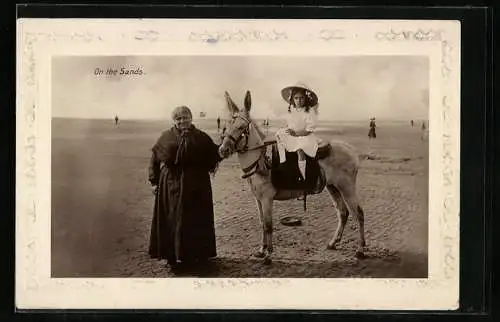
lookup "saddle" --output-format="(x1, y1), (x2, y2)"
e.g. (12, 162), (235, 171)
(265, 139), (330, 195)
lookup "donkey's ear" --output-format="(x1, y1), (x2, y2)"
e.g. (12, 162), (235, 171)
(224, 91), (239, 113)
(244, 90), (252, 112)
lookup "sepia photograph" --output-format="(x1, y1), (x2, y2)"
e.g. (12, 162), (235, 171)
(51, 55), (430, 278)
(16, 18), (460, 310)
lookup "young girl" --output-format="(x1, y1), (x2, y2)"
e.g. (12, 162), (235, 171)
(276, 84), (320, 180)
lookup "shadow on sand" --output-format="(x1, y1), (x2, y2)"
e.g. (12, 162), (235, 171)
(169, 250), (427, 278)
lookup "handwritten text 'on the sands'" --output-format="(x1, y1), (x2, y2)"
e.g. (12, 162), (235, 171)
(94, 67), (144, 76)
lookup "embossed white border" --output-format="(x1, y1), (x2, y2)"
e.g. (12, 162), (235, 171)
(16, 19), (460, 310)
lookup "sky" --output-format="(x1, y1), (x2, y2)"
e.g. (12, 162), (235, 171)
(52, 55), (429, 121)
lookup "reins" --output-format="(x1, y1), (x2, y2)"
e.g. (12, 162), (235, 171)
(223, 115), (268, 179)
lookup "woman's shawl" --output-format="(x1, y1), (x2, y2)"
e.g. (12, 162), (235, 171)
(152, 125), (221, 173)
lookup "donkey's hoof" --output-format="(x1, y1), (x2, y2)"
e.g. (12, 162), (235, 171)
(253, 251), (265, 258)
(326, 243), (337, 250)
(355, 250), (366, 259)
(263, 257), (272, 265)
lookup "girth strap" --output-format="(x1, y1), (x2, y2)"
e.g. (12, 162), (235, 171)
(241, 154), (270, 179)
(241, 159), (259, 179)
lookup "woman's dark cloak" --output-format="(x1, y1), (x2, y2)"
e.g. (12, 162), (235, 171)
(148, 125), (222, 265)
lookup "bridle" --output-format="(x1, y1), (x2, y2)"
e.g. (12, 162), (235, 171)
(222, 113), (268, 179)
(223, 114), (251, 153)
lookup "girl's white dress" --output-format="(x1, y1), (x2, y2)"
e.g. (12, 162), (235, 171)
(275, 108), (320, 163)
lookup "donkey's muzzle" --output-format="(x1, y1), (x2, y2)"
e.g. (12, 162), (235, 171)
(218, 144), (231, 158)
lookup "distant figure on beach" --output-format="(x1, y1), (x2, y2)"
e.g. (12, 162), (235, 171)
(216, 117), (221, 132)
(114, 115), (119, 126)
(368, 117), (377, 139)
(262, 118), (270, 131)
(219, 123), (227, 143)
(421, 121), (428, 141)
(410, 119), (414, 127)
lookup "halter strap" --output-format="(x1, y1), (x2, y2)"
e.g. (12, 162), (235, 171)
(223, 114), (254, 153)
(223, 113), (268, 179)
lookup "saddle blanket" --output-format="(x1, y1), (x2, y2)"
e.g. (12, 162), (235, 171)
(270, 145), (325, 193)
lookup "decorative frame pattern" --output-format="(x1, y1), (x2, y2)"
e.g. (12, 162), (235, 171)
(16, 19), (460, 310)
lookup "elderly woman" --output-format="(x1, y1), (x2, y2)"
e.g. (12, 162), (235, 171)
(148, 106), (223, 271)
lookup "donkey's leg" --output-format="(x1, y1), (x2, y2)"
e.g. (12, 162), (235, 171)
(297, 149), (307, 180)
(342, 192), (366, 259)
(260, 197), (274, 265)
(357, 205), (366, 248)
(326, 184), (349, 250)
(253, 197), (267, 258)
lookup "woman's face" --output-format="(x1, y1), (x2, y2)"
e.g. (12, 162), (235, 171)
(174, 111), (192, 131)
(293, 92), (306, 108)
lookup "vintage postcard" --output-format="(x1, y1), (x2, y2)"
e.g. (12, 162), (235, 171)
(16, 18), (460, 310)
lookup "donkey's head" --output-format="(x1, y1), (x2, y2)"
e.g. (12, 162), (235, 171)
(218, 90), (255, 158)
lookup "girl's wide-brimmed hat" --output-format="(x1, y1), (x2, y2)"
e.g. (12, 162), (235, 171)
(281, 83), (318, 106)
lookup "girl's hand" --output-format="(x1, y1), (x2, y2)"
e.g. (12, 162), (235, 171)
(290, 130), (311, 137)
(152, 185), (158, 195)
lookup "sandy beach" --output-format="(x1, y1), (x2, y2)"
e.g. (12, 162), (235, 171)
(51, 117), (428, 278)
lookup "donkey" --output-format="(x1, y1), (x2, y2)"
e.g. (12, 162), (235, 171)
(218, 91), (366, 264)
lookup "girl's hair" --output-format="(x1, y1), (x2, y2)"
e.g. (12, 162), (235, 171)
(288, 88), (313, 113)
